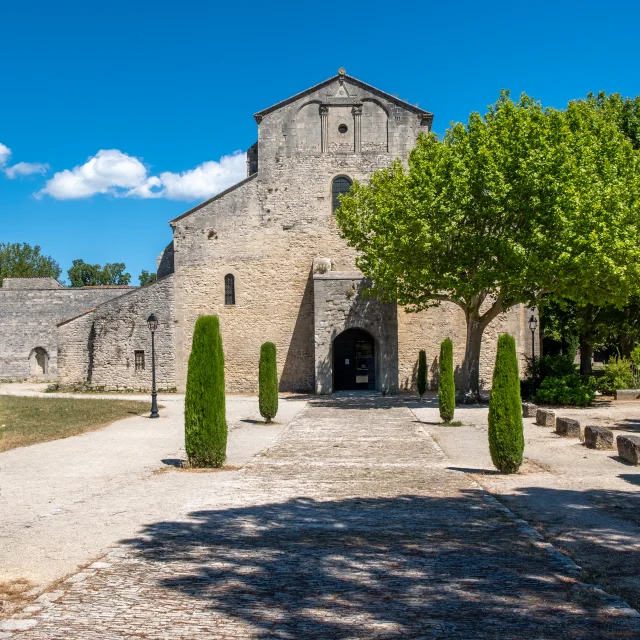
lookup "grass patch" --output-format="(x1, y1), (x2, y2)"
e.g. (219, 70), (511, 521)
(0, 395), (151, 452)
(441, 421), (464, 427)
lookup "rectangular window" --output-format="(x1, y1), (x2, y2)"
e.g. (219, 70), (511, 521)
(134, 350), (145, 371)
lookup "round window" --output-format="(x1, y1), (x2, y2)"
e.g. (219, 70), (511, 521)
(338, 124), (348, 134)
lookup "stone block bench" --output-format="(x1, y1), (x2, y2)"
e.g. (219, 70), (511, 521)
(556, 417), (581, 438)
(522, 402), (538, 418)
(617, 435), (640, 465)
(615, 389), (640, 401)
(536, 408), (555, 428)
(584, 425), (614, 450)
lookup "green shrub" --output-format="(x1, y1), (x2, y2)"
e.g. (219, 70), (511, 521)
(631, 345), (640, 368)
(417, 350), (427, 399)
(597, 356), (638, 394)
(185, 315), (227, 468)
(488, 334), (524, 473)
(438, 339), (455, 422)
(522, 353), (579, 400)
(259, 342), (278, 423)
(535, 374), (596, 406)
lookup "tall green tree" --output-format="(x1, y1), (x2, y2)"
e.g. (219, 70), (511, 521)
(336, 92), (640, 399)
(488, 334), (524, 473)
(68, 259), (131, 287)
(185, 315), (227, 468)
(0, 242), (61, 286)
(259, 342), (278, 423)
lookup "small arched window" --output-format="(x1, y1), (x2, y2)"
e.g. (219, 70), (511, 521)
(332, 176), (352, 213)
(224, 274), (235, 305)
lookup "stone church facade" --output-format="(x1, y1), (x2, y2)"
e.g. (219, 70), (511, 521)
(1, 71), (534, 393)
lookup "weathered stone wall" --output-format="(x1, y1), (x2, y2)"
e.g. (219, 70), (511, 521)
(169, 74), (531, 393)
(397, 302), (537, 392)
(57, 276), (175, 390)
(171, 75), (431, 393)
(0, 280), (133, 380)
(313, 271), (398, 394)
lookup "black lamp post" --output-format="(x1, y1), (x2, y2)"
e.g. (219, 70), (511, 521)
(147, 313), (159, 419)
(528, 314), (539, 363)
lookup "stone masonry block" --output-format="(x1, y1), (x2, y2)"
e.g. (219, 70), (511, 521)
(522, 402), (538, 418)
(617, 435), (640, 465)
(615, 389), (640, 401)
(584, 425), (614, 450)
(556, 417), (581, 437)
(536, 408), (555, 428)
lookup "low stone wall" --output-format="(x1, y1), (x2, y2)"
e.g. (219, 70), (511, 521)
(615, 389), (640, 401)
(57, 276), (175, 391)
(0, 280), (133, 380)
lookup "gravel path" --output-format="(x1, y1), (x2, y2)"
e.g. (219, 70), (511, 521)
(0, 385), (307, 595)
(3, 394), (638, 638)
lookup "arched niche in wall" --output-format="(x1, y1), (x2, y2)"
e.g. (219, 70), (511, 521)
(361, 99), (388, 152)
(29, 347), (49, 376)
(295, 101), (322, 154)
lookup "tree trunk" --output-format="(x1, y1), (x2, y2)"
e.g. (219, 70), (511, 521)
(579, 338), (593, 376)
(620, 333), (634, 358)
(460, 315), (485, 402)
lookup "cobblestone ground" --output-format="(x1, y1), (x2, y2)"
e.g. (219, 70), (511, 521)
(5, 396), (640, 639)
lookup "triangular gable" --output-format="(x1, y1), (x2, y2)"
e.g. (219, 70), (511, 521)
(254, 72), (433, 123)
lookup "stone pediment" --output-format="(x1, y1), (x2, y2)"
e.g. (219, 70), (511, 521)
(254, 69), (433, 125)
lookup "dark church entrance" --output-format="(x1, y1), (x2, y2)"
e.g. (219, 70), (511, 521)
(332, 328), (376, 391)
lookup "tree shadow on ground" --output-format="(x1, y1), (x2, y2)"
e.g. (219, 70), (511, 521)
(492, 485), (640, 615)
(121, 494), (639, 639)
(611, 418), (640, 433)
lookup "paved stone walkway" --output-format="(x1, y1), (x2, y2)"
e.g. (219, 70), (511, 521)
(5, 396), (640, 638)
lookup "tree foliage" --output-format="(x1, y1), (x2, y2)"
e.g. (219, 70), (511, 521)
(185, 315), (227, 468)
(139, 270), (158, 287)
(417, 349), (427, 398)
(488, 334), (524, 473)
(259, 342), (278, 423)
(0, 242), (61, 286)
(438, 339), (455, 422)
(335, 91), (640, 398)
(68, 259), (131, 287)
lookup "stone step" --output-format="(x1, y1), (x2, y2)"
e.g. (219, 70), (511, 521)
(536, 408), (555, 428)
(522, 402), (538, 418)
(584, 425), (615, 450)
(556, 417), (581, 438)
(615, 389), (640, 401)
(617, 435), (640, 464)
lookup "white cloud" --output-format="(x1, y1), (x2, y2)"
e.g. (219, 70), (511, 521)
(38, 149), (148, 199)
(39, 149), (247, 202)
(129, 151), (247, 201)
(5, 161), (50, 179)
(0, 143), (12, 166)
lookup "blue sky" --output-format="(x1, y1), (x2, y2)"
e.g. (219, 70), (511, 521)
(1, 0), (639, 284)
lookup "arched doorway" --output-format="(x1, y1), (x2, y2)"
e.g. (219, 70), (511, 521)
(29, 347), (49, 375)
(333, 328), (375, 391)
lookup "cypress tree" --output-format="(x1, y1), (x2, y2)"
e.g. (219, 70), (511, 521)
(259, 341), (278, 423)
(439, 338), (455, 422)
(417, 350), (427, 399)
(488, 333), (524, 473)
(185, 315), (227, 468)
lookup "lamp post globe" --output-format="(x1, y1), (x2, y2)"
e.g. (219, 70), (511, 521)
(146, 313), (159, 419)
